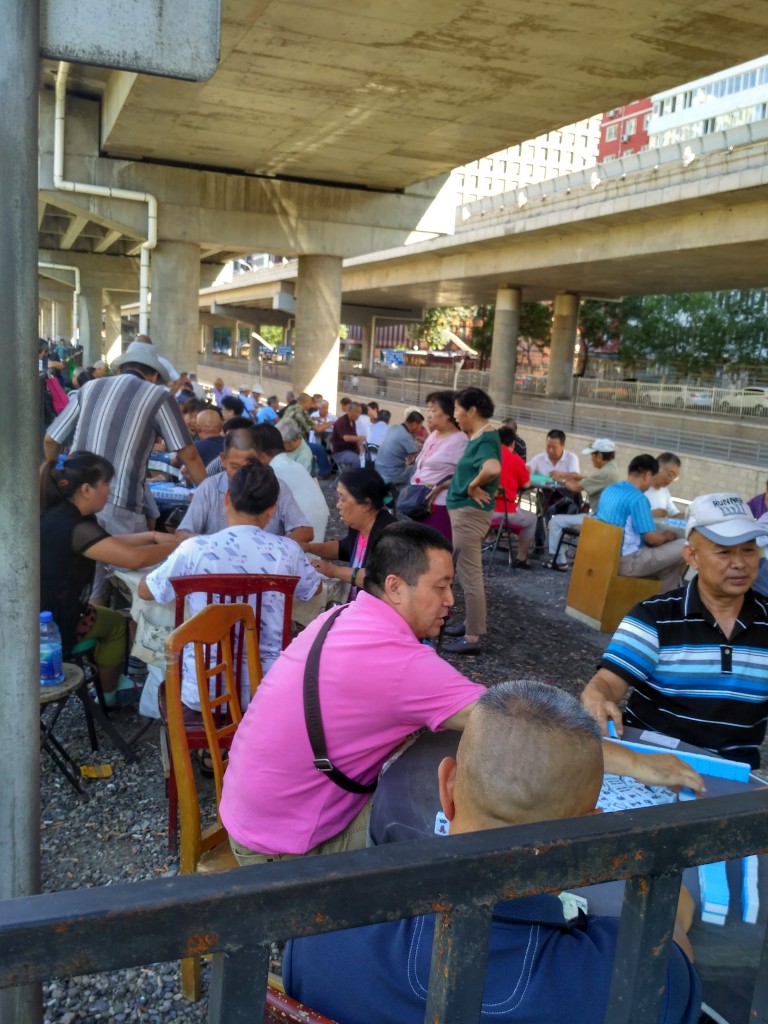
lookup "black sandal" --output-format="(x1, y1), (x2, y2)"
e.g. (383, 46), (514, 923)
(194, 749), (227, 777)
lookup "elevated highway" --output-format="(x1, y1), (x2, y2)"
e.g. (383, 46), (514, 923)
(34, 0), (768, 397)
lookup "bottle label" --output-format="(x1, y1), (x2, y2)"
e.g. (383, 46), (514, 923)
(40, 643), (64, 686)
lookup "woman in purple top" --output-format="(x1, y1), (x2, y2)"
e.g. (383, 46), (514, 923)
(409, 390), (469, 542)
(748, 481), (768, 521)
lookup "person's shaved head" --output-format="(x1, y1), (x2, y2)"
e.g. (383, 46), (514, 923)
(195, 408), (223, 437)
(443, 681), (603, 834)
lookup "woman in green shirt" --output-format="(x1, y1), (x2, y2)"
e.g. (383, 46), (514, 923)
(443, 388), (501, 655)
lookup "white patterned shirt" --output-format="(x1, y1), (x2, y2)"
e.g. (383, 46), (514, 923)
(145, 525), (320, 709)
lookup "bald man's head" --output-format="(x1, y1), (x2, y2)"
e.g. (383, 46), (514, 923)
(196, 408), (223, 438)
(442, 681), (603, 834)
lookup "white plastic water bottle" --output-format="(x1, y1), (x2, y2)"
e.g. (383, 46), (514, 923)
(40, 611), (65, 686)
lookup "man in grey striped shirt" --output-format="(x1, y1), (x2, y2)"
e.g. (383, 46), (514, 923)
(44, 340), (207, 599)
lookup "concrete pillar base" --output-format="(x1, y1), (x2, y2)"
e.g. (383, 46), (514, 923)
(78, 286), (104, 366)
(104, 303), (123, 365)
(547, 293), (580, 399)
(489, 286), (521, 411)
(150, 240), (201, 374)
(294, 255), (343, 408)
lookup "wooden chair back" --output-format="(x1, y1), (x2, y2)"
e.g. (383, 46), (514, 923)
(566, 517), (660, 632)
(170, 572), (300, 710)
(162, 573), (299, 856)
(165, 602), (258, 871)
(165, 602), (259, 1001)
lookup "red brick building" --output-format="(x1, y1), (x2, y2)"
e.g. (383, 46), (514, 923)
(597, 99), (652, 162)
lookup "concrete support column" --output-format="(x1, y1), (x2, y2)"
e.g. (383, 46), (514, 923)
(104, 302), (123, 365)
(39, 300), (53, 339)
(547, 292), (580, 399)
(52, 300), (70, 341)
(201, 323), (214, 364)
(1, 0), (43, 1019)
(360, 320), (375, 375)
(294, 255), (342, 408)
(149, 240), (201, 373)
(489, 286), (521, 411)
(78, 286), (103, 366)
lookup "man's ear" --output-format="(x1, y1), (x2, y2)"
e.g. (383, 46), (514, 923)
(437, 757), (457, 822)
(223, 489), (231, 508)
(383, 572), (405, 605)
(682, 542), (696, 570)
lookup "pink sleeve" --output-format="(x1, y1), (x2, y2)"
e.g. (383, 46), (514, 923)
(395, 645), (485, 731)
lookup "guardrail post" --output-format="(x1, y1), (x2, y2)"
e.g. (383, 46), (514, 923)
(208, 942), (269, 1024)
(424, 904), (494, 1024)
(604, 873), (682, 1024)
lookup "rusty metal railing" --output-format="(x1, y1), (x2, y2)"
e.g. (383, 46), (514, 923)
(1, 791), (767, 1024)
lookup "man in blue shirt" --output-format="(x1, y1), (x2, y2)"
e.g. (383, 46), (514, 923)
(283, 681), (700, 1024)
(597, 453), (686, 592)
(256, 395), (280, 424)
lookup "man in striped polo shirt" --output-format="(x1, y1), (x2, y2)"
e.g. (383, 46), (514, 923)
(44, 340), (207, 599)
(582, 492), (768, 767)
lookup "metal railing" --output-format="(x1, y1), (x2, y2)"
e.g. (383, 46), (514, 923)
(196, 359), (768, 465)
(1, 791), (767, 1024)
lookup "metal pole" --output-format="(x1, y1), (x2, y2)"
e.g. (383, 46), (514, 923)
(0, 0), (43, 1020)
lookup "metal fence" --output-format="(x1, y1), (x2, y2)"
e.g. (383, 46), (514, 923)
(1, 791), (767, 1024)
(197, 357), (768, 465)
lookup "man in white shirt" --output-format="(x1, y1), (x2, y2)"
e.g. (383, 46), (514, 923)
(252, 424), (329, 542)
(646, 452), (682, 519)
(527, 429), (580, 476)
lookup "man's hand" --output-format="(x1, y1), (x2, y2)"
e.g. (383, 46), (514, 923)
(581, 670), (628, 736)
(603, 742), (706, 795)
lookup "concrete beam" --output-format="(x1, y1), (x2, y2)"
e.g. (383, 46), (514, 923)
(39, 93), (454, 257)
(38, 249), (139, 291)
(59, 214), (89, 250)
(94, 229), (123, 253)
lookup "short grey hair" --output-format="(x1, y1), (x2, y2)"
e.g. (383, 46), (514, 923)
(478, 680), (601, 741)
(277, 418), (301, 443)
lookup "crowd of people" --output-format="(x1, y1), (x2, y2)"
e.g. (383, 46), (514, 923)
(38, 343), (768, 1023)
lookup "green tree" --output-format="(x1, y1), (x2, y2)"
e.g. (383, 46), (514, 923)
(517, 301), (551, 373)
(576, 299), (620, 375)
(470, 305), (494, 370)
(617, 290), (768, 376)
(409, 306), (475, 348)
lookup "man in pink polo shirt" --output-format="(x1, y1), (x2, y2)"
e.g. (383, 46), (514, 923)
(220, 523), (704, 865)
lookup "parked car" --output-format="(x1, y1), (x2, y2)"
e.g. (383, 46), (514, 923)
(639, 384), (713, 409)
(580, 381), (631, 402)
(717, 387), (768, 417)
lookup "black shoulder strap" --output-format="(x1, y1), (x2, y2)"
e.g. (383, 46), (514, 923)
(303, 605), (377, 794)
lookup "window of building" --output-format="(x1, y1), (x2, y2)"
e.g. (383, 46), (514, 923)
(625, 117), (637, 135)
(643, 113), (651, 130)
(682, 91), (692, 110)
(624, 147), (634, 155)
(605, 124), (618, 141)
(603, 154), (616, 162)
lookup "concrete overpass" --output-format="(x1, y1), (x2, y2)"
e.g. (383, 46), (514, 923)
(34, 0), (768, 399)
(194, 120), (768, 403)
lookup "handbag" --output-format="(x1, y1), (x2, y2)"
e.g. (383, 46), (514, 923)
(303, 605), (377, 794)
(396, 482), (433, 520)
(397, 472), (452, 520)
(45, 374), (69, 416)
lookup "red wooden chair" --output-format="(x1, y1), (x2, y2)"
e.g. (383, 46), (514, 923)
(161, 572), (299, 852)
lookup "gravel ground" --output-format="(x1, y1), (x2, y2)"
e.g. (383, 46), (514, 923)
(35, 476), (723, 1021)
